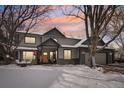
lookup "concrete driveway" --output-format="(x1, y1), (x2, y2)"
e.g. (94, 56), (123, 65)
(0, 65), (124, 88)
(0, 65), (62, 88)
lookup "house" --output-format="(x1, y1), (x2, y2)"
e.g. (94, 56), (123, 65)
(15, 28), (115, 65)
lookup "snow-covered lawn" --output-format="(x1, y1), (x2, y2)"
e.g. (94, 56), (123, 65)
(0, 64), (124, 88)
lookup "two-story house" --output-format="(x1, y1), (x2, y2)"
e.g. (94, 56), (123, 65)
(15, 28), (115, 65)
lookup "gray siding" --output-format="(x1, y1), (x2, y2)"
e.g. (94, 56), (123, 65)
(42, 36), (80, 45)
(58, 47), (79, 59)
(57, 47), (79, 64)
(58, 48), (63, 59)
(56, 38), (80, 45)
(18, 33), (41, 47)
(72, 48), (79, 58)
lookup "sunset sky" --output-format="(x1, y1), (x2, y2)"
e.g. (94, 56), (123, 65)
(31, 6), (85, 39)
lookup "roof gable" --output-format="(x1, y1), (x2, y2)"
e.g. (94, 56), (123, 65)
(38, 38), (60, 47)
(55, 37), (81, 45)
(16, 30), (43, 35)
(82, 37), (105, 46)
(43, 28), (65, 38)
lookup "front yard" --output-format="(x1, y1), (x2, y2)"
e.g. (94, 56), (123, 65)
(0, 64), (124, 88)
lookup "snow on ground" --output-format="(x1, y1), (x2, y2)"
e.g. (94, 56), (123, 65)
(0, 64), (124, 88)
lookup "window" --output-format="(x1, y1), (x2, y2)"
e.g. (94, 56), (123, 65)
(50, 52), (54, 60)
(64, 50), (71, 59)
(25, 36), (36, 44)
(43, 52), (48, 55)
(23, 51), (35, 61)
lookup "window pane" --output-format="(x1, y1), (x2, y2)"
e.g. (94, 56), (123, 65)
(64, 50), (71, 59)
(50, 52), (53, 60)
(25, 37), (35, 43)
(68, 50), (71, 59)
(23, 51), (34, 61)
(56, 51), (57, 59)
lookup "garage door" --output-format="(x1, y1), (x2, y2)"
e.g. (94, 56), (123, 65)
(95, 53), (106, 65)
(85, 53), (106, 65)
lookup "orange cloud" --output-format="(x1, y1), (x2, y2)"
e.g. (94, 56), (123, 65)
(31, 11), (85, 38)
(41, 16), (83, 24)
(63, 31), (84, 37)
(59, 22), (84, 31)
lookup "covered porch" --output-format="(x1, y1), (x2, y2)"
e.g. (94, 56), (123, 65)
(16, 46), (38, 65)
(37, 38), (60, 64)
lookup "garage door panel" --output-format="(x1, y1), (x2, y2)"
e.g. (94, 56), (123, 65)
(95, 53), (106, 65)
(85, 53), (106, 65)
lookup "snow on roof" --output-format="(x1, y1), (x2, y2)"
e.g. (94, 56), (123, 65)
(61, 45), (77, 48)
(79, 45), (115, 49)
(17, 30), (82, 39)
(61, 40), (87, 48)
(65, 35), (83, 39)
(53, 38), (58, 42)
(61, 37), (114, 49)
(74, 38), (87, 47)
(17, 46), (37, 50)
(17, 30), (44, 35)
(79, 45), (88, 47)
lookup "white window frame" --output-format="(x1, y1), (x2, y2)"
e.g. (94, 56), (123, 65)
(24, 36), (36, 44)
(64, 50), (71, 59)
(23, 51), (35, 61)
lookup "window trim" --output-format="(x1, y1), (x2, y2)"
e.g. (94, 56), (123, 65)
(64, 49), (72, 60)
(24, 36), (36, 44)
(22, 51), (35, 61)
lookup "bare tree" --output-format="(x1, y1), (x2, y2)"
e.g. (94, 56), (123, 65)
(108, 6), (124, 59)
(0, 5), (50, 64)
(64, 5), (124, 68)
(115, 32), (124, 59)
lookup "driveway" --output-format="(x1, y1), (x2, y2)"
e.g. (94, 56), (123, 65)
(0, 65), (124, 88)
(0, 65), (62, 88)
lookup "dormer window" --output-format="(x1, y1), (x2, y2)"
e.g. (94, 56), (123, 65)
(25, 36), (36, 44)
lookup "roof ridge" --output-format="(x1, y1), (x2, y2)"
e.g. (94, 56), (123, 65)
(38, 38), (61, 47)
(43, 27), (65, 37)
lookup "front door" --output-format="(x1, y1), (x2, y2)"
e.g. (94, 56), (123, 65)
(42, 51), (57, 64)
(42, 52), (48, 63)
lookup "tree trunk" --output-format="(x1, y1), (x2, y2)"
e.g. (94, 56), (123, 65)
(90, 43), (97, 68)
(89, 53), (96, 68)
(91, 56), (96, 68)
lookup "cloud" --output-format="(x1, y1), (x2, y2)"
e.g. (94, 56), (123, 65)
(41, 16), (83, 24)
(30, 6), (85, 38)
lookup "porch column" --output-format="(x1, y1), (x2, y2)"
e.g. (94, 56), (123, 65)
(18, 50), (23, 62)
(56, 47), (59, 64)
(18, 51), (20, 61)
